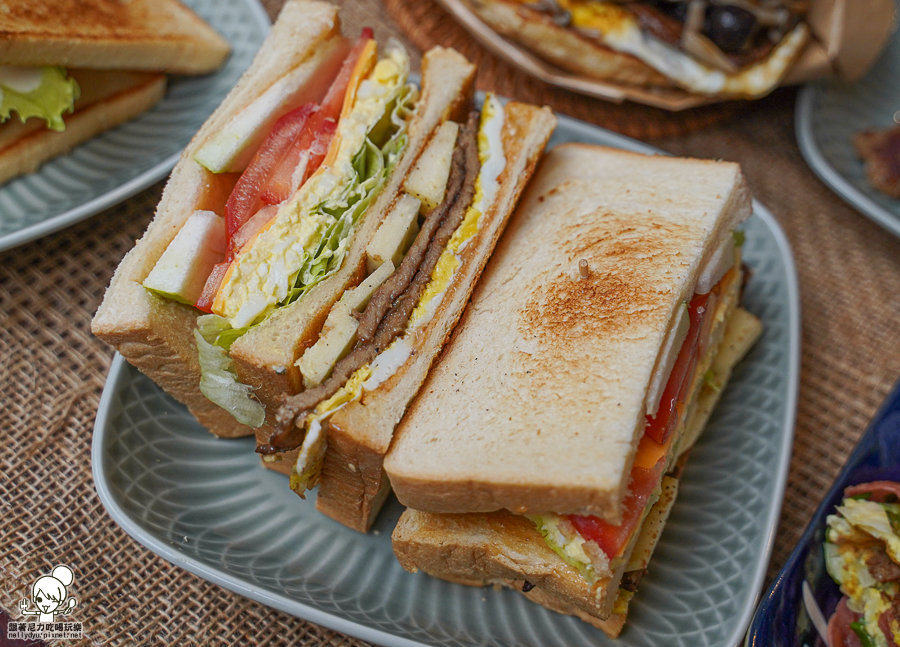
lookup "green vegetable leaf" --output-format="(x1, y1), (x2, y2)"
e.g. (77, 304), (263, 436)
(732, 229), (746, 247)
(850, 492), (872, 500)
(850, 621), (878, 647)
(285, 82), (417, 305)
(194, 314), (265, 427)
(703, 369), (721, 393)
(0, 67), (79, 131)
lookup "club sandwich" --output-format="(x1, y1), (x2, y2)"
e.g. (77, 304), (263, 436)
(385, 143), (763, 635)
(0, 0), (230, 185)
(92, 0), (557, 534)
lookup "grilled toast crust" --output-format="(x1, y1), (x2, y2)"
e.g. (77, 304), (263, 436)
(0, 0), (229, 74)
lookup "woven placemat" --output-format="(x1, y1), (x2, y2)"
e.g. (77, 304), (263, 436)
(382, 0), (743, 139)
(2, 0), (900, 645)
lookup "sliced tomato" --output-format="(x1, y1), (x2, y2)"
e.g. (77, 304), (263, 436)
(567, 456), (666, 560)
(644, 292), (711, 445)
(259, 31), (375, 205)
(195, 261), (232, 313)
(224, 103), (318, 258)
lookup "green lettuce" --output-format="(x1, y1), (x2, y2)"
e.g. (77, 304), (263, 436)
(194, 314), (266, 428)
(0, 67), (79, 131)
(285, 82), (418, 304)
(529, 514), (598, 583)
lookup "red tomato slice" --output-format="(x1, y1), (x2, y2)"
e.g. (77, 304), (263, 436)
(224, 103), (318, 258)
(260, 31), (374, 206)
(567, 456), (666, 560)
(644, 292), (711, 445)
(195, 261), (232, 313)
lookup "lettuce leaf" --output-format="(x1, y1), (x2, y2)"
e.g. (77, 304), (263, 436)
(0, 67), (79, 131)
(194, 314), (266, 428)
(285, 82), (418, 304)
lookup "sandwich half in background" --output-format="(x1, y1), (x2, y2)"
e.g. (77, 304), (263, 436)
(464, 0), (809, 98)
(0, 0), (230, 185)
(385, 144), (763, 635)
(92, 0), (557, 534)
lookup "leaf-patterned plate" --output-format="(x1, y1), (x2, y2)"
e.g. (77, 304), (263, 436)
(795, 23), (900, 239)
(93, 116), (800, 647)
(0, 0), (270, 252)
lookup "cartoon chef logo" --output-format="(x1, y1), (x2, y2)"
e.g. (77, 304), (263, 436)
(19, 565), (78, 623)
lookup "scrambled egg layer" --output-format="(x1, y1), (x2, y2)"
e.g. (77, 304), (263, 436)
(410, 93), (505, 325)
(214, 47), (409, 329)
(826, 498), (900, 646)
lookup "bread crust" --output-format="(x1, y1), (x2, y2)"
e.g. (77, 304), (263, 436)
(384, 144), (752, 517)
(0, 0), (230, 74)
(0, 70), (165, 185)
(314, 100), (557, 532)
(92, 0), (344, 438)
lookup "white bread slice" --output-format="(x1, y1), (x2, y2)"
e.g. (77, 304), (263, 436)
(91, 0), (347, 438)
(0, 69), (166, 185)
(313, 100), (557, 532)
(392, 303), (763, 634)
(384, 144), (751, 518)
(0, 0), (229, 75)
(228, 47), (481, 411)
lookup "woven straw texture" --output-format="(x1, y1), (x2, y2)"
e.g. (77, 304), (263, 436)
(2, 0), (900, 645)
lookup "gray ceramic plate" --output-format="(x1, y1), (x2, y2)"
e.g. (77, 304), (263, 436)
(0, 0), (269, 253)
(92, 117), (800, 647)
(795, 24), (900, 239)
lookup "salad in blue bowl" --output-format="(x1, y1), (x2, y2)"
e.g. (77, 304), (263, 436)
(748, 379), (900, 647)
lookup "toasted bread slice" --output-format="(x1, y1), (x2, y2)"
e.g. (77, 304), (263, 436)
(392, 303), (763, 634)
(384, 144), (752, 519)
(312, 100), (557, 532)
(0, 70), (166, 185)
(0, 0), (229, 75)
(92, 0), (347, 438)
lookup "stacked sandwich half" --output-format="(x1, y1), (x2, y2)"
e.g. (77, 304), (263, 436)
(93, 0), (556, 533)
(384, 144), (763, 635)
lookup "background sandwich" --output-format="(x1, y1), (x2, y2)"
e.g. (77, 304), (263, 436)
(463, 0), (809, 98)
(385, 143), (763, 634)
(0, 0), (230, 185)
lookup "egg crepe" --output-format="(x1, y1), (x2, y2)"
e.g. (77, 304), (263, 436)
(464, 0), (809, 98)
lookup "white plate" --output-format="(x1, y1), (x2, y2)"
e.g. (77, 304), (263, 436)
(796, 24), (900, 238)
(93, 115), (800, 647)
(0, 0), (270, 252)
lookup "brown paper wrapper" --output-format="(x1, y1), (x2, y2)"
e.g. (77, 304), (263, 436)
(438, 0), (897, 110)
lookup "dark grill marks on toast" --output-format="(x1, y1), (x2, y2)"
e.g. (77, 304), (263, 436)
(259, 111), (481, 454)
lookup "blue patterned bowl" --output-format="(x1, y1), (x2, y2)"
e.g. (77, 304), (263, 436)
(747, 379), (900, 646)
